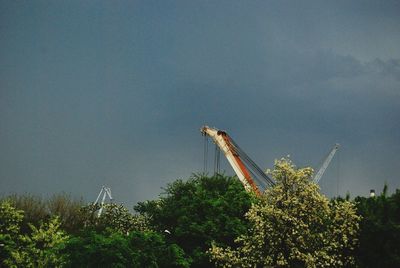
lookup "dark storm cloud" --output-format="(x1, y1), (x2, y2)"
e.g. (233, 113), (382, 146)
(0, 1), (399, 204)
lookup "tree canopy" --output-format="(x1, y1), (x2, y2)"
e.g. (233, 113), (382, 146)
(0, 200), (68, 267)
(2, 165), (400, 267)
(355, 187), (400, 267)
(210, 158), (361, 267)
(135, 174), (255, 267)
(62, 230), (189, 268)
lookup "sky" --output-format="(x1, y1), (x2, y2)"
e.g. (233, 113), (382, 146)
(1, 0), (399, 206)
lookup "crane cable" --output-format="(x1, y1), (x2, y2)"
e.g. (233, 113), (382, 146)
(202, 134), (221, 176)
(217, 147), (221, 174)
(203, 135), (208, 174)
(228, 136), (275, 188)
(336, 150), (340, 196)
(202, 129), (274, 190)
(214, 145), (221, 175)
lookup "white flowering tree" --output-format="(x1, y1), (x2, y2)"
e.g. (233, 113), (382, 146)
(210, 158), (360, 267)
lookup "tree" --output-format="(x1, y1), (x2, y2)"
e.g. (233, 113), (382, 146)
(46, 193), (85, 234)
(62, 230), (190, 267)
(2, 193), (85, 234)
(2, 194), (48, 234)
(0, 199), (68, 267)
(128, 231), (190, 267)
(135, 174), (255, 267)
(210, 158), (361, 267)
(0, 200), (24, 236)
(0, 200), (24, 266)
(8, 217), (69, 267)
(80, 203), (151, 234)
(62, 230), (134, 267)
(355, 187), (400, 267)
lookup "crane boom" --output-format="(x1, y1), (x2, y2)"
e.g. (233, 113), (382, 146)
(94, 186), (113, 217)
(313, 144), (340, 184)
(201, 126), (274, 195)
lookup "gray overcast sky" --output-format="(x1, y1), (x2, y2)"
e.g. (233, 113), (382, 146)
(1, 0), (399, 205)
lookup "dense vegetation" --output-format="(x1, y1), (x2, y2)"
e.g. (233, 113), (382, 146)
(135, 174), (255, 267)
(355, 186), (400, 268)
(210, 158), (360, 267)
(1, 159), (399, 267)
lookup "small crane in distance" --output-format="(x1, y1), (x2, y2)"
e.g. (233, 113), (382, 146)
(312, 143), (340, 184)
(93, 186), (113, 217)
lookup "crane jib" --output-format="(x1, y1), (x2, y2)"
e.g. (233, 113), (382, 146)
(201, 125), (275, 195)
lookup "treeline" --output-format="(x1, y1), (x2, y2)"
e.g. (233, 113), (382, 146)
(0, 195), (189, 267)
(354, 186), (400, 267)
(1, 159), (400, 267)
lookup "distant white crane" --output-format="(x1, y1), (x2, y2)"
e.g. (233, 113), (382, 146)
(313, 144), (340, 184)
(93, 186), (113, 217)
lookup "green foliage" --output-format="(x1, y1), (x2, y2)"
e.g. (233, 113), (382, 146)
(0, 200), (24, 236)
(2, 194), (48, 234)
(0, 200), (24, 266)
(62, 230), (133, 267)
(6, 174), (400, 267)
(8, 217), (69, 267)
(80, 203), (151, 234)
(0, 234), (17, 267)
(2, 193), (85, 234)
(128, 231), (190, 267)
(210, 158), (361, 268)
(0, 199), (68, 267)
(62, 230), (189, 267)
(355, 187), (400, 267)
(46, 193), (85, 234)
(135, 174), (255, 267)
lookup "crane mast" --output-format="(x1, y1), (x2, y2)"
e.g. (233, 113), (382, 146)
(201, 126), (274, 195)
(313, 143), (340, 184)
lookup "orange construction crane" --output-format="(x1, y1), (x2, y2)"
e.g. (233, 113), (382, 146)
(201, 125), (274, 195)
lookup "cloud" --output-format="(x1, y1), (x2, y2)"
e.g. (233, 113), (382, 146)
(0, 1), (399, 204)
